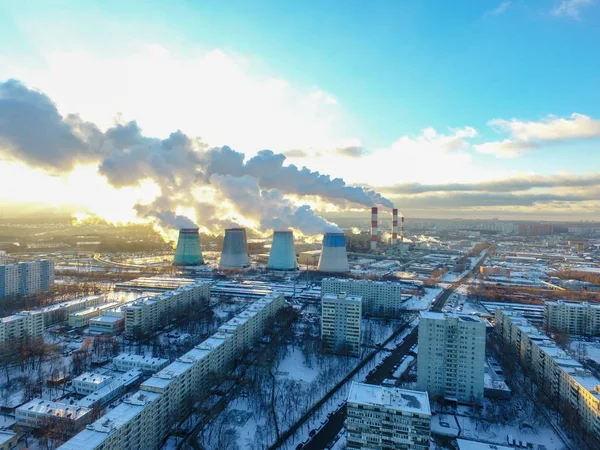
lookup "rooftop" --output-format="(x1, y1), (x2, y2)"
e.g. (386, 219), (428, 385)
(347, 382), (431, 415)
(17, 399), (91, 420)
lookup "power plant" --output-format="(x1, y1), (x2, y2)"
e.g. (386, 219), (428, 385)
(173, 228), (204, 266)
(267, 231), (298, 270)
(219, 228), (250, 269)
(370, 207), (378, 250)
(391, 208), (399, 245)
(318, 232), (350, 273)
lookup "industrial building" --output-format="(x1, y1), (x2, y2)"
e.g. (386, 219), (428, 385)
(125, 282), (210, 337)
(346, 382), (431, 450)
(480, 266), (510, 277)
(0, 310), (44, 345)
(417, 312), (486, 404)
(16, 399), (91, 430)
(321, 292), (362, 357)
(115, 276), (197, 292)
(496, 307), (600, 442)
(322, 278), (405, 317)
(298, 250), (320, 266)
(318, 232), (350, 273)
(544, 300), (600, 336)
(267, 230), (298, 270)
(173, 228), (204, 266)
(0, 260), (54, 298)
(113, 354), (169, 374)
(219, 227), (250, 269)
(58, 293), (285, 450)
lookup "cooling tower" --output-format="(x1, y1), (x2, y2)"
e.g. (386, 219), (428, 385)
(219, 228), (250, 269)
(173, 228), (204, 266)
(267, 231), (298, 270)
(317, 232), (350, 273)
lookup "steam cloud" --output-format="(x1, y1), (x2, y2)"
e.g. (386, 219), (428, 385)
(0, 79), (393, 235)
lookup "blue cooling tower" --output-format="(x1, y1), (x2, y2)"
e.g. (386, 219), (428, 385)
(267, 231), (298, 270)
(317, 233), (350, 273)
(173, 228), (204, 266)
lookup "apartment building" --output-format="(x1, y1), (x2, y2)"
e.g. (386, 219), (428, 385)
(496, 307), (600, 441)
(59, 292), (285, 450)
(16, 399), (91, 430)
(69, 302), (120, 328)
(0, 260), (55, 299)
(42, 295), (105, 327)
(544, 300), (600, 336)
(125, 282), (210, 337)
(113, 354), (169, 374)
(77, 370), (143, 409)
(322, 278), (404, 317)
(346, 382), (431, 450)
(417, 312), (486, 404)
(321, 292), (362, 357)
(0, 310), (44, 346)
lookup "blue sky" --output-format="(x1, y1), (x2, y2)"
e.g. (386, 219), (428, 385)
(0, 0), (600, 220)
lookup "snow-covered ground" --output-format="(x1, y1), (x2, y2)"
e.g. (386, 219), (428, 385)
(403, 287), (443, 310)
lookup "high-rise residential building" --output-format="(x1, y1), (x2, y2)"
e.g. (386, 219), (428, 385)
(544, 300), (600, 336)
(417, 312), (485, 404)
(58, 293), (285, 450)
(322, 278), (405, 317)
(0, 310), (44, 346)
(0, 260), (54, 299)
(321, 292), (362, 357)
(496, 307), (600, 443)
(346, 382), (431, 450)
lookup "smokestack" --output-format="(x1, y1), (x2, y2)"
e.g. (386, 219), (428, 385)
(370, 207), (378, 251)
(267, 231), (298, 271)
(318, 232), (350, 273)
(401, 215), (405, 242)
(173, 228), (204, 266)
(391, 208), (398, 245)
(219, 228), (250, 269)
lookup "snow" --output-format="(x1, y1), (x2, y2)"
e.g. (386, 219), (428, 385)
(277, 348), (319, 383)
(392, 355), (414, 378)
(403, 287), (442, 310)
(347, 382), (430, 415)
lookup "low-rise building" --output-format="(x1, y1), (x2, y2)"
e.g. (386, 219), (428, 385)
(72, 372), (113, 395)
(68, 302), (120, 328)
(77, 369), (142, 409)
(544, 300), (600, 336)
(113, 354), (169, 374)
(0, 431), (17, 450)
(346, 382), (431, 450)
(480, 266), (510, 278)
(322, 278), (405, 317)
(321, 292), (362, 357)
(16, 399), (91, 430)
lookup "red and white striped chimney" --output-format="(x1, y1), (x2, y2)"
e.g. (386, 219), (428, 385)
(370, 207), (378, 250)
(401, 215), (405, 242)
(391, 208), (398, 245)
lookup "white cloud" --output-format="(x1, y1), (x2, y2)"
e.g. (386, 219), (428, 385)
(474, 139), (539, 158)
(485, 1), (511, 16)
(489, 113), (600, 141)
(552, 0), (595, 19)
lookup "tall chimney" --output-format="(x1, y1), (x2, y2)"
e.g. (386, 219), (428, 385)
(370, 207), (378, 250)
(401, 215), (405, 242)
(391, 208), (398, 245)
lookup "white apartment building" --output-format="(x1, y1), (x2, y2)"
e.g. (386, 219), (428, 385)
(322, 292), (362, 357)
(72, 372), (113, 395)
(113, 354), (169, 374)
(77, 369), (143, 409)
(16, 399), (91, 430)
(59, 292), (285, 450)
(417, 312), (486, 404)
(496, 307), (600, 441)
(69, 302), (120, 328)
(125, 282), (210, 337)
(42, 295), (105, 327)
(0, 260), (54, 298)
(322, 278), (404, 317)
(0, 310), (44, 346)
(544, 300), (600, 336)
(346, 382), (431, 450)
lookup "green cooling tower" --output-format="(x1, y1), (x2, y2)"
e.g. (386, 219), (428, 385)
(173, 228), (204, 265)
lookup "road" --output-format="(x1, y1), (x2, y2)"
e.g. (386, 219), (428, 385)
(296, 249), (491, 450)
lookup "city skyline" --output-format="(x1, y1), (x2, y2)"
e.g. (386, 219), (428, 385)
(1, 0), (599, 227)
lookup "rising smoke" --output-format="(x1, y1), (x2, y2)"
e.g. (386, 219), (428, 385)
(0, 79), (393, 235)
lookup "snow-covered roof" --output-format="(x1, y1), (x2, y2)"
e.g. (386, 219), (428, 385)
(347, 382), (431, 415)
(17, 399), (91, 420)
(73, 372), (112, 386)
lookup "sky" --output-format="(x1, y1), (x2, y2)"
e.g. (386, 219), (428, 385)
(0, 0), (599, 227)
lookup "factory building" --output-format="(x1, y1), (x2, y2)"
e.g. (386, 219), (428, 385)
(113, 354), (169, 374)
(16, 399), (91, 430)
(346, 382), (431, 450)
(267, 230), (298, 270)
(0, 310), (44, 346)
(318, 232), (350, 273)
(321, 292), (362, 357)
(417, 312), (486, 404)
(544, 300), (600, 336)
(0, 260), (54, 298)
(496, 307), (600, 442)
(219, 227), (250, 269)
(298, 250), (320, 266)
(58, 293), (285, 450)
(173, 228), (204, 266)
(125, 282), (210, 337)
(322, 278), (405, 317)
